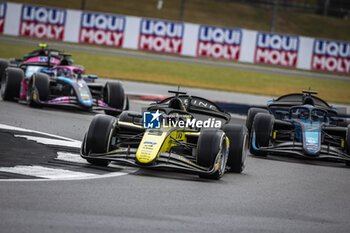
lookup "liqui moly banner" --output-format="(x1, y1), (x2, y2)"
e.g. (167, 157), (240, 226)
(254, 33), (299, 67)
(19, 5), (66, 40)
(138, 19), (184, 54)
(196, 26), (242, 60)
(0, 2), (6, 34)
(79, 12), (125, 47)
(311, 40), (350, 74)
(2, 2), (350, 75)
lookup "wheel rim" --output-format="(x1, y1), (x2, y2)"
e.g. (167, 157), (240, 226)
(218, 136), (228, 175)
(1, 74), (7, 97)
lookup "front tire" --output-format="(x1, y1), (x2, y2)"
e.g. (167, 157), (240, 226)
(103, 81), (125, 116)
(250, 113), (274, 156)
(83, 114), (116, 166)
(1, 67), (23, 101)
(27, 73), (50, 107)
(246, 107), (269, 136)
(223, 124), (248, 173)
(197, 129), (228, 180)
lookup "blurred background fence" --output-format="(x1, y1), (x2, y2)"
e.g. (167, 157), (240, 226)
(7, 0), (350, 41)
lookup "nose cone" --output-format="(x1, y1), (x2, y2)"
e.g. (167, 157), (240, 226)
(136, 130), (167, 164)
(80, 94), (93, 107)
(302, 122), (321, 156)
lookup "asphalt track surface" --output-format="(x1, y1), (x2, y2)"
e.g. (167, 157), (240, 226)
(1, 94), (350, 233)
(1, 36), (349, 83)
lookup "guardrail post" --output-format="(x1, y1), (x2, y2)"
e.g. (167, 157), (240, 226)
(270, 0), (279, 33)
(180, 0), (186, 22)
(81, 0), (86, 10)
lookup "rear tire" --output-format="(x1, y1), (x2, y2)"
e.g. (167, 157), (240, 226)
(104, 81), (125, 116)
(197, 129), (227, 180)
(250, 113), (274, 156)
(1, 67), (23, 101)
(223, 124), (248, 173)
(27, 73), (50, 107)
(83, 114), (116, 167)
(0, 59), (9, 88)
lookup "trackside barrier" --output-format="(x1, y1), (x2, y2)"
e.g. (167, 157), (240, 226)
(1, 2), (349, 75)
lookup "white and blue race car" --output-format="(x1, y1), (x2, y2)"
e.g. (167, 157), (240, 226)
(246, 90), (350, 166)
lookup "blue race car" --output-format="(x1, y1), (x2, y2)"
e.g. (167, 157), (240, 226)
(246, 90), (350, 166)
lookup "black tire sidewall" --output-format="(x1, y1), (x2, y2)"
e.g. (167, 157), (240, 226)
(223, 124), (248, 173)
(197, 129), (227, 179)
(250, 113), (274, 156)
(1, 67), (23, 101)
(33, 73), (50, 100)
(86, 114), (116, 154)
(246, 107), (268, 135)
(104, 81), (125, 115)
(28, 73), (50, 106)
(0, 59), (9, 86)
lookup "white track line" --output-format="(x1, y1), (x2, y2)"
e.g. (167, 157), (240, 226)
(0, 165), (129, 181)
(0, 124), (137, 181)
(15, 135), (81, 148)
(0, 165), (97, 179)
(56, 152), (87, 164)
(0, 124), (80, 142)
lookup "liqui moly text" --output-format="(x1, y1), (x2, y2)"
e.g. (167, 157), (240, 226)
(79, 12), (125, 47)
(19, 6), (66, 40)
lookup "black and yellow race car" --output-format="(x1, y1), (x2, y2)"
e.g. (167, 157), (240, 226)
(81, 91), (248, 179)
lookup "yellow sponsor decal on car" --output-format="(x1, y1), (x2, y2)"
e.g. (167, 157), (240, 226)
(136, 130), (167, 163)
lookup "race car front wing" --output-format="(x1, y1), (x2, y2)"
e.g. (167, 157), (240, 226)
(80, 147), (221, 176)
(252, 134), (350, 162)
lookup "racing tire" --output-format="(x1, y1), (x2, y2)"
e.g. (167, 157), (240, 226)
(246, 107), (269, 137)
(345, 124), (350, 167)
(104, 81), (125, 116)
(223, 124), (248, 173)
(83, 114), (116, 167)
(27, 73), (50, 107)
(250, 113), (274, 157)
(1, 67), (23, 101)
(197, 129), (228, 180)
(0, 59), (9, 88)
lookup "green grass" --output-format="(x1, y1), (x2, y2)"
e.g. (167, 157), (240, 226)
(8, 0), (350, 41)
(1, 40), (349, 104)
